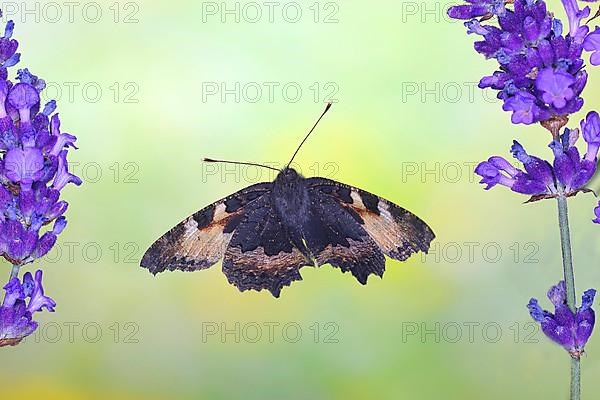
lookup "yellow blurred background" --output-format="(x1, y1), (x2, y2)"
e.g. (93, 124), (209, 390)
(2, 0), (600, 398)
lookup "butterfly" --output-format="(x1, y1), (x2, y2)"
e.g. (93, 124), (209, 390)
(140, 104), (435, 297)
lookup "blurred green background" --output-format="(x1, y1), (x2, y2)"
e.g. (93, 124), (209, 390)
(2, 0), (600, 398)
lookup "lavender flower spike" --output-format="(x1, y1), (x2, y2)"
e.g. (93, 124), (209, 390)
(528, 281), (596, 358)
(449, 0), (589, 127)
(0, 270), (55, 347)
(0, 9), (81, 346)
(0, 21), (81, 268)
(451, 0), (600, 396)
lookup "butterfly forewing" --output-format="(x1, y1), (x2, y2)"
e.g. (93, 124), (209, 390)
(140, 182), (272, 274)
(306, 177), (435, 261)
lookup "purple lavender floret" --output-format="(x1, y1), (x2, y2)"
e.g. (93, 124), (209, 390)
(593, 201), (600, 223)
(0, 270), (55, 346)
(528, 281), (596, 358)
(584, 27), (600, 65)
(448, 0), (600, 126)
(448, 0), (507, 20)
(474, 112), (600, 198)
(0, 15), (20, 81)
(560, 0), (592, 39)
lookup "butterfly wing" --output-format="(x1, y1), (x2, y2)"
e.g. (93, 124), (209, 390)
(222, 194), (313, 298)
(140, 182), (273, 275)
(301, 187), (386, 284)
(306, 177), (435, 262)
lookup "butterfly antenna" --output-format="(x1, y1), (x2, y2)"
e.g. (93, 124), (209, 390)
(203, 158), (280, 172)
(286, 102), (333, 169)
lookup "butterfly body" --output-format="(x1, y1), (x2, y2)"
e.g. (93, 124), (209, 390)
(272, 168), (311, 231)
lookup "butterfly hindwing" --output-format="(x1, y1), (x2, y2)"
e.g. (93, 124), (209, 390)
(307, 177), (435, 261)
(140, 183), (272, 275)
(303, 187), (386, 284)
(222, 194), (313, 297)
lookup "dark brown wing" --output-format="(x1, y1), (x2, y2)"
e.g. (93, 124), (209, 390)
(306, 177), (435, 261)
(140, 183), (272, 275)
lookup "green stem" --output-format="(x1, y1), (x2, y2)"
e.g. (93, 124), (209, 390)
(9, 264), (20, 280)
(556, 196), (580, 400)
(557, 196), (577, 310)
(571, 358), (581, 400)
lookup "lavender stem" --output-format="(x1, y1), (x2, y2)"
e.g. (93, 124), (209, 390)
(9, 264), (20, 280)
(556, 195), (580, 400)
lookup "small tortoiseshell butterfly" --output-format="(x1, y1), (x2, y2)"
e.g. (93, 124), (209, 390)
(140, 104), (435, 297)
